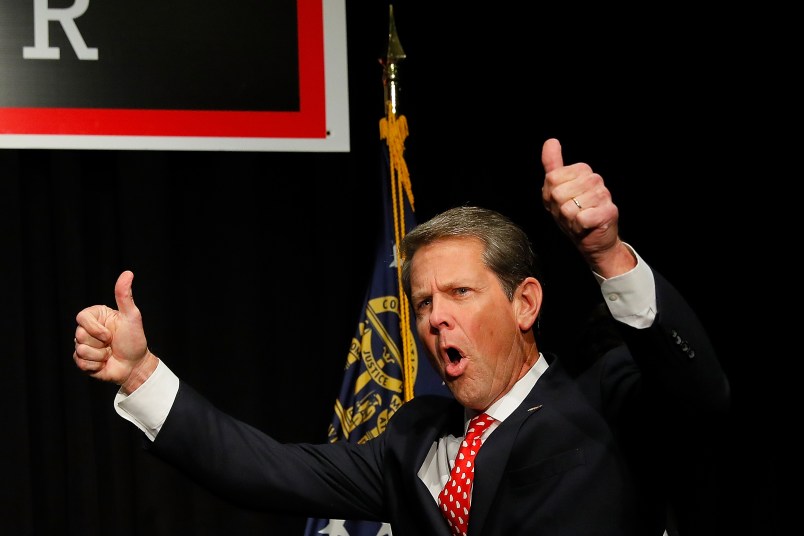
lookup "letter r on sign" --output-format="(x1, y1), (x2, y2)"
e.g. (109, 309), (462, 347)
(23, 0), (99, 60)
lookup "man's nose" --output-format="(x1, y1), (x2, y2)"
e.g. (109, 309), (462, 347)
(428, 295), (452, 330)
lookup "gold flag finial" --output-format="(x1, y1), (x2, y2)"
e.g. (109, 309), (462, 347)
(382, 4), (406, 117)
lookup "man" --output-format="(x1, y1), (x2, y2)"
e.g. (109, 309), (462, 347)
(73, 138), (730, 535)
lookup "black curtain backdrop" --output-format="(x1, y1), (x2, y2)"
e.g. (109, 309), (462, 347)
(2, 2), (785, 535)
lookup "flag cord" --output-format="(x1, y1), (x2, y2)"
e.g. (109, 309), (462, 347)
(381, 102), (415, 402)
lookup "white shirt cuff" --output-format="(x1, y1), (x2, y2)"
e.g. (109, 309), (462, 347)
(593, 243), (657, 329)
(114, 359), (179, 442)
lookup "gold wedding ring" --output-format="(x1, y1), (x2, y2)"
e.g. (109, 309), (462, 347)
(571, 197), (582, 210)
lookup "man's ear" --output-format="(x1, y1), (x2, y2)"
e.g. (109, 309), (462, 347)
(515, 277), (542, 331)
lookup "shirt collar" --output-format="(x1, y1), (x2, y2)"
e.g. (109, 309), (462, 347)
(466, 353), (548, 426)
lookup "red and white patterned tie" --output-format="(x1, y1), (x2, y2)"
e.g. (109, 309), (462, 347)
(438, 412), (495, 536)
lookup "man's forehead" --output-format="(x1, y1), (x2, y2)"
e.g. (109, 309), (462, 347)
(410, 238), (486, 279)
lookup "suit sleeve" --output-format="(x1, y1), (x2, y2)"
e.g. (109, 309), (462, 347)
(619, 268), (730, 418)
(145, 381), (389, 521)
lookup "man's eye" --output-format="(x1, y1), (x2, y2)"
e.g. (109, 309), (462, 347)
(416, 298), (431, 310)
(455, 288), (470, 295)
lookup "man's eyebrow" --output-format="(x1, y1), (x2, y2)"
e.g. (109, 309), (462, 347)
(410, 291), (428, 303)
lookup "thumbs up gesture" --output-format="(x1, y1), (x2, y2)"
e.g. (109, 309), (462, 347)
(73, 270), (158, 393)
(541, 138), (636, 278)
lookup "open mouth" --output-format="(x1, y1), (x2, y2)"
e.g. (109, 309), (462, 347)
(446, 347), (461, 363)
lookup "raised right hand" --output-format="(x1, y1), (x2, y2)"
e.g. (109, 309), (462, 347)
(73, 270), (157, 393)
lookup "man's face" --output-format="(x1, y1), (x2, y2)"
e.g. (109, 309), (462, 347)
(409, 236), (534, 411)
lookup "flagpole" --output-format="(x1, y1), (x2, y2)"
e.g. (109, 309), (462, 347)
(380, 4), (416, 402)
(383, 4), (405, 118)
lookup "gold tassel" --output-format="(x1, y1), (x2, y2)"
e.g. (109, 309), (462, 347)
(380, 101), (415, 402)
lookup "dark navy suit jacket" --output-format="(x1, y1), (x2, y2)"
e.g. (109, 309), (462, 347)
(147, 270), (730, 535)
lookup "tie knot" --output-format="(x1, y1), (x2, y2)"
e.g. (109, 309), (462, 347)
(465, 412), (494, 443)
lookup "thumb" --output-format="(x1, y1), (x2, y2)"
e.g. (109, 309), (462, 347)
(114, 270), (138, 318)
(541, 138), (564, 173)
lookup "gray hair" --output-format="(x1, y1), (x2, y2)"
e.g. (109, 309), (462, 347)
(400, 206), (541, 301)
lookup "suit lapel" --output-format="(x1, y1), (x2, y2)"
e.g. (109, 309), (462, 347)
(468, 387), (547, 535)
